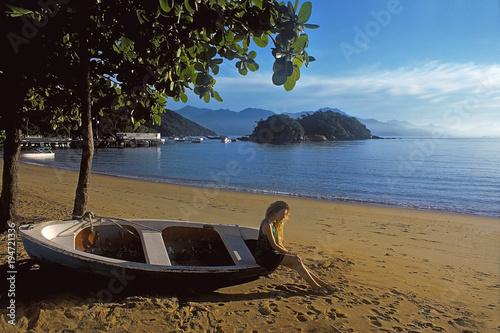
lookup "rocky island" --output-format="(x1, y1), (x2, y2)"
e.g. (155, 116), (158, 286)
(249, 110), (372, 144)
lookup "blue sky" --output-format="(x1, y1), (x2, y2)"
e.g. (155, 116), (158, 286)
(171, 0), (500, 136)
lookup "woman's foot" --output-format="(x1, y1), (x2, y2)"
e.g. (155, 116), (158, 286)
(324, 284), (339, 292)
(312, 286), (329, 295)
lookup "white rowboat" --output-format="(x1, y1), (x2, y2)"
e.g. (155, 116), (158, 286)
(19, 216), (272, 289)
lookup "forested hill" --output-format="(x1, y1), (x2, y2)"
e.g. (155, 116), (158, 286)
(150, 109), (217, 137)
(299, 110), (372, 140)
(250, 110), (372, 144)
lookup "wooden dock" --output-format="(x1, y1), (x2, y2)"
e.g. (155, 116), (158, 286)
(21, 133), (163, 149)
(21, 136), (77, 148)
(114, 133), (162, 147)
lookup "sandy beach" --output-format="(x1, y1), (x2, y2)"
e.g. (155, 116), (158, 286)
(1, 161), (499, 332)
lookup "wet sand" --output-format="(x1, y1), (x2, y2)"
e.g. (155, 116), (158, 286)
(1, 162), (499, 332)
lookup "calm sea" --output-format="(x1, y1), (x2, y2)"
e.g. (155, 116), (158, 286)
(20, 137), (500, 217)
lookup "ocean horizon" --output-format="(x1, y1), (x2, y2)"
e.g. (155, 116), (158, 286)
(17, 137), (500, 218)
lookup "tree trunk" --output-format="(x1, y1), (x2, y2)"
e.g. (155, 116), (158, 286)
(72, 58), (93, 218)
(72, 5), (93, 218)
(0, 86), (27, 232)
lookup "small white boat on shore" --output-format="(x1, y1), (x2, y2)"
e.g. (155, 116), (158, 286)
(21, 147), (55, 159)
(19, 215), (272, 289)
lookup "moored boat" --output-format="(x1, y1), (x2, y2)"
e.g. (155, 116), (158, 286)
(21, 147), (55, 159)
(190, 137), (204, 143)
(19, 216), (272, 289)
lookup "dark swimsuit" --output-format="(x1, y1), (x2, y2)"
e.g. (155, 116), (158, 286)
(254, 219), (285, 271)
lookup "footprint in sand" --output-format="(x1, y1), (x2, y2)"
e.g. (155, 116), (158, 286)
(296, 312), (310, 322)
(258, 301), (280, 316)
(367, 315), (383, 327)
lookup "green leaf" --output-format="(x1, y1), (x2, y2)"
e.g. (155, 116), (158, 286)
(207, 46), (217, 59)
(159, 0), (172, 13)
(194, 63), (204, 71)
(253, 0), (263, 9)
(153, 114), (162, 125)
(184, 0), (195, 14)
(213, 90), (223, 102)
(5, 4), (34, 18)
(238, 67), (248, 76)
(297, 2), (312, 24)
(293, 56), (303, 68)
(272, 71), (288, 86)
(291, 65), (300, 81)
(292, 34), (308, 51)
(203, 92), (210, 103)
(303, 23), (320, 29)
(234, 34), (244, 43)
(181, 93), (188, 103)
(136, 10), (147, 24)
(243, 35), (250, 49)
(248, 51), (257, 59)
(119, 36), (134, 53)
(252, 34), (269, 48)
(247, 61), (259, 72)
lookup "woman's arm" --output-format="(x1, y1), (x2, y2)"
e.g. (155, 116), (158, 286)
(261, 221), (290, 254)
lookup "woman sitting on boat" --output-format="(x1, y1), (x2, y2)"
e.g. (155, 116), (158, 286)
(254, 200), (336, 295)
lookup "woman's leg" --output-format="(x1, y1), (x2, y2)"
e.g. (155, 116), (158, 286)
(303, 262), (339, 292)
(307, 269), (337, 290)
(280, 254), (322, 289)
(281, 254), (337, 291)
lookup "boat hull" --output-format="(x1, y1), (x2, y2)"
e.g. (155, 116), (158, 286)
(21, 152), (55, 159)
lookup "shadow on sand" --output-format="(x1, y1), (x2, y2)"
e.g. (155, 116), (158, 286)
(2, 260), (312, 308)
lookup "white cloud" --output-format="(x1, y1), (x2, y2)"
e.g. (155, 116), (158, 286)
(300, 61), (500, 100)
(172, 61), (500, 132)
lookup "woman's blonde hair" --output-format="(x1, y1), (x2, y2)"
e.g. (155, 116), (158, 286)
(265, 201), (290, 244)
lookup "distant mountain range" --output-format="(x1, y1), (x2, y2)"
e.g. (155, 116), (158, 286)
(174, 106), (457, 137)
(175, 106), (274, 136)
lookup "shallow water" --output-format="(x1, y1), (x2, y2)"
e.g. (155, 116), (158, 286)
(21, 137), (500, 217)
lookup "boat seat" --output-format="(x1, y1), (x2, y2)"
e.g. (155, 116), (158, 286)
(140, 230), (172, 266)
(218, 227), (256, 266)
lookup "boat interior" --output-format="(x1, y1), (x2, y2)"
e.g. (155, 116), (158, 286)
(69, 221), (258, 267)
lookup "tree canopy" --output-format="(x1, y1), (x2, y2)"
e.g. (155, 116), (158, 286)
(251, 114), (305, 143)
(0, 0), (318, 227)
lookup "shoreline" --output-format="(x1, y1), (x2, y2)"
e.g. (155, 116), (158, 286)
(18, 160), (497, 219)
(1, 161), (500, 332)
